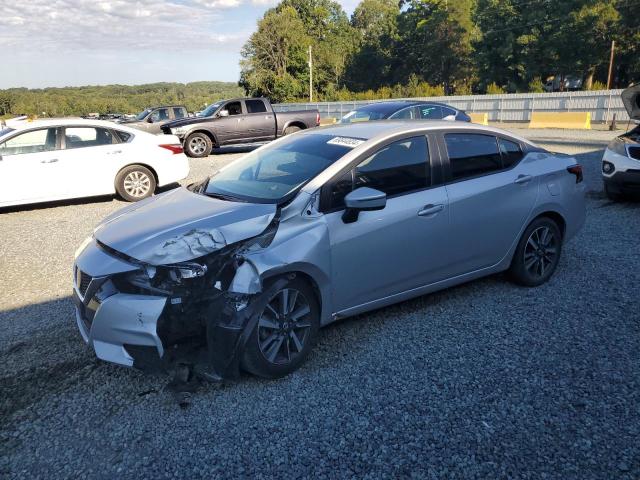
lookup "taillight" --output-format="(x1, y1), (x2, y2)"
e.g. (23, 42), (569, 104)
(159, 144), (183, 154)
(316, 112), (320, 126)
(567, 164), (583, 183)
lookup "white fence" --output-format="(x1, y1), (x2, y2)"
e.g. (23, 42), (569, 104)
(273, 90), (629, 123)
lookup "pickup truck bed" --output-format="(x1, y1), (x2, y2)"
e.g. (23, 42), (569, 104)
(161, 97), (319, 157)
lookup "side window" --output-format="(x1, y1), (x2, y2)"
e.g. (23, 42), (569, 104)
(328, 136), (430, 209)
(0, 128), (58, 155)
(445, 133), (502, 181)
(442, 107), (457, 119)
(64, 127), (114, 149)
(114, 130), (132, 143)
(225, 102), (243, 115)
(389, 107), (416, 120)
(245, 100), (267, 114)
(417, 105), (443, 119)
(498, 138), (524, 168)
(173, 108), (186, 119)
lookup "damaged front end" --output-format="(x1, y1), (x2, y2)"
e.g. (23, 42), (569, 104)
(74, 208), (284, 382)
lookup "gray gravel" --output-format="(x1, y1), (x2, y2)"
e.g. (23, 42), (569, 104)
(1, 129), (639, 479)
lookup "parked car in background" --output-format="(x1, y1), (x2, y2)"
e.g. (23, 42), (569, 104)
(340, 101), (471, 124)
(339, 100), (471, 124)
(602, 84), (640, 200)
(161, 97), (320, 157)
(119, 106), (189, 134)
(0, 119), (189, 207)
(72, 120), (585, 381)
(543, 75), (583, 92)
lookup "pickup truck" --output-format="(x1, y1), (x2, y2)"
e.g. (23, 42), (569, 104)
(118, 105), (189, 134)
(161, 97), (320, 157)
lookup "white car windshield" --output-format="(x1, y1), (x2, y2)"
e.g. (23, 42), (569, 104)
(204, 134), (361, 203)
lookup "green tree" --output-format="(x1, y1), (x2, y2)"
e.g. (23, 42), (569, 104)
(345, 0), (400, 91)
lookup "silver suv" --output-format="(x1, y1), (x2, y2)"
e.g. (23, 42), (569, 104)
(73, 121), (586, 381)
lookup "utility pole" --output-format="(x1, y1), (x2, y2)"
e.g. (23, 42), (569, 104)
(606, 40), (615, 89)
(308, 45), (313, 102)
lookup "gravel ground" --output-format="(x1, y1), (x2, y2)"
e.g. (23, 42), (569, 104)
(1, 128), (639, 479)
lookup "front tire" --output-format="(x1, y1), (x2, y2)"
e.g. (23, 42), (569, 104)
(509, 217), (562, 287)
(242, 277), (320, 379)
(115, 165), (156, 202)
(184, 132), (212, 157)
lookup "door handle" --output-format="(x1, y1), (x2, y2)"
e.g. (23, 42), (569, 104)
(418, 204), (444, 216)
(40, 158), (58, 164)
(514, 174), (533, 185)
(107, 150), (122, 155)
(265, 116), (273, 120)
(236, 118), (245, 122)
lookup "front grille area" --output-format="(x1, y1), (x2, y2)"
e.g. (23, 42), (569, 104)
(75, 267), (92, 297)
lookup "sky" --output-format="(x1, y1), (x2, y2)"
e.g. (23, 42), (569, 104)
(0, 0), (360, 89)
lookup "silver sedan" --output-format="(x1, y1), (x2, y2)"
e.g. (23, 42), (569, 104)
(73, 121), (586, 381)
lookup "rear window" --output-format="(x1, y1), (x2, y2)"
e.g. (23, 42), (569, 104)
(499, 138), (524, 168)
(246, 100), (267, 114)
(114, 130), (132, 143)
(445, 133), (502, 180)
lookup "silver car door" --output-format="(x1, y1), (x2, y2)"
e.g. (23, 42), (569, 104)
(323, 135), (450, 312)
(441, 132), (539, 275)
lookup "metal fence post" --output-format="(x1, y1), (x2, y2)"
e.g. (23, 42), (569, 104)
(605, 91), (612, 124)
(530, 96), (535, 121)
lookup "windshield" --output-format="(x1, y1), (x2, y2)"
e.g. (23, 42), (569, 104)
(200, 102), (224, 117)
(204, 133), (361, 203)
(136, 108), (153, 121)
(0, 127), (15, 138)
(340, 108), (390, 124)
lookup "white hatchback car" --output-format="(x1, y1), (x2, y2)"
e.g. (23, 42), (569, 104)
(0, 119), (189, 207)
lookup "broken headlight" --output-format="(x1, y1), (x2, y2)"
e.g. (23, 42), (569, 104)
(157, 262), (208, 282)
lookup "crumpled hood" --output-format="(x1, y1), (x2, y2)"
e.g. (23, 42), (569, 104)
(621, 85), (640, 121)
(94, 188), (277, 265)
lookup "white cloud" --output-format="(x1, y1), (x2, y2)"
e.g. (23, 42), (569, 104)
(0, 0), (249, 52)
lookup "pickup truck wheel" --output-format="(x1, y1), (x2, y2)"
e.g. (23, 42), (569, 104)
(283, 126), (301, 135)
(185, 133), (212, 158)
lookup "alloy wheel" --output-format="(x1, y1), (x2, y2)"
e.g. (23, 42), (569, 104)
(123, 171), (151, 198)
(257, 288), (312, 365)
(189, 136), (207, 155)
(523, 226), (558, 279)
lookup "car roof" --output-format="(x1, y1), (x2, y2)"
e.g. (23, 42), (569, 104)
(308, 120), (533, 145)
(350, 100), (458, 113)
(4, 118), (132, 131)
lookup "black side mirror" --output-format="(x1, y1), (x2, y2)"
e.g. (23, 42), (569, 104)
(342, 187), (387, 223)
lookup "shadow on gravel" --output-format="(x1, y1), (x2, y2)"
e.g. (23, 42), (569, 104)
(0, 297), (98, 425)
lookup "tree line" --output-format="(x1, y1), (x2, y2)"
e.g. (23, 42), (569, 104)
(240, 0), (640, 102)
(0, 82), (244, 118)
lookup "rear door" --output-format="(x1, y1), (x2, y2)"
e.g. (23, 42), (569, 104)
(243, 99), (275, 141)
(0, 127), (61, 205)
(440, 131), (538, 275)
(323, 134), (451, 311)
(55, 126), (124, 198)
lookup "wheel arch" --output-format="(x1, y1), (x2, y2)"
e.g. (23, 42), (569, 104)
(531, 210), (567, 239)
(187, 129), (218, 147)
(282, 121), (307, 132)
(260, 265), (330, 325)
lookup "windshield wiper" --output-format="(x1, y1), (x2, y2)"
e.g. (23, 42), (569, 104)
(204, 192), (244, 202)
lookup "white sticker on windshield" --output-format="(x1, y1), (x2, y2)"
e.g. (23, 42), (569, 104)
(327, 136), (365, 148)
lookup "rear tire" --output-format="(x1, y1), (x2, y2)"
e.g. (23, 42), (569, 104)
(509, 217), (562, 287)
(185, 132), (212, 157)
(115, 165), (156, 202)
(241, 277), (320, 379)
(283, 125), (302, 135)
